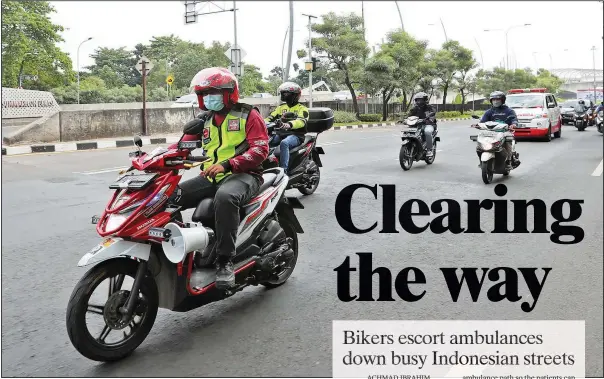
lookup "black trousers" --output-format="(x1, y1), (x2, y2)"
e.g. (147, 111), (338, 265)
(170, 173), (262, 260)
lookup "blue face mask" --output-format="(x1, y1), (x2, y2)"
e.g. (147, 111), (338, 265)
(203, 94), (224, 111)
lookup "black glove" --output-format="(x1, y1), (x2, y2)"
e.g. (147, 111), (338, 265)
(197, 111), (210, 122)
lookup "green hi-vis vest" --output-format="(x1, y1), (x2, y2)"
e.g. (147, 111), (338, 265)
(201, 103), (255, 183)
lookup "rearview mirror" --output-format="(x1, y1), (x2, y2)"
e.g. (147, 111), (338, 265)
(183, 118), (204, 135)
(471, 115), (480, 119)
(133, 135), (143, 147)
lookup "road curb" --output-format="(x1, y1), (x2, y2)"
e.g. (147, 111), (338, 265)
(1, 118), (473, 156)
(1, 136), (181, 156)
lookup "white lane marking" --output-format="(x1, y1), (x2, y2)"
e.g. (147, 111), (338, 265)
(320, 141), (343, 146)
(74, 166), (129, 175)
(591, 159), (603, 176)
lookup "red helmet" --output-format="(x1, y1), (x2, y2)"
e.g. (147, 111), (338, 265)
(190, 67), (239, 110)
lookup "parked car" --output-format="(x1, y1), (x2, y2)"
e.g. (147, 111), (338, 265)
(252, 93), (273, 98)
(506, 88), (562, 141)
(170, 93), (198, 108)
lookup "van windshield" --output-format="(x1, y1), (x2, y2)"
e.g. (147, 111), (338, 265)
(506, 95), (544, 108)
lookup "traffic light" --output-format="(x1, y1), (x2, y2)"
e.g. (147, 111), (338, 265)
(305, 57), (318, 72)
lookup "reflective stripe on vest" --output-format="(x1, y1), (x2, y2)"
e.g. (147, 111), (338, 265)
(201, 108), (248, 183)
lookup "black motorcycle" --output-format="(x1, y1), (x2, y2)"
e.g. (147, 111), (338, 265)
(574, 109), (589, 131)
(262, 108), (334, 195)
(399, 114), (440, 171)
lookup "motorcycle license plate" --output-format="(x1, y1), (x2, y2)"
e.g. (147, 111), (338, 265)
(480, 131), (496, 137)
(403, 128), (417, 133)
(516, 123), (527, 128)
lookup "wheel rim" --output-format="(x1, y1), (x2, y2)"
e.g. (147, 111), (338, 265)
(302, 167), (320, 194)
(404, 146), (414, 168)
(84, 274), (149, 348)
(265, 223), (298, 284)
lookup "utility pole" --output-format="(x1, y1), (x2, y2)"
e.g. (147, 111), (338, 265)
(302, 13), (317, 107)
(284, 0), (294, 81)
(362, 1), (368, 114)
(77, 37), (93, 104)
(184, 1), (241, 76)
(142, 59), (148, 136)
(394, 1), (405, 32)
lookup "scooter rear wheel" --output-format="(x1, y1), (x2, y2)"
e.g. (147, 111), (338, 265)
(298, 166), (320, 195)
(66, 259), (158, 362)
(261, 217), (299, 289)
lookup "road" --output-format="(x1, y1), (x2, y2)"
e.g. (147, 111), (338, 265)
(1, 121), (603, 377)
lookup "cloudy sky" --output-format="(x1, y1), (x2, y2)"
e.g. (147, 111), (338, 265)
(51, 1), (603, 79)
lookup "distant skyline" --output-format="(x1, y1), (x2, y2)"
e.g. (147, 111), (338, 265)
(50, 1), (604, 79)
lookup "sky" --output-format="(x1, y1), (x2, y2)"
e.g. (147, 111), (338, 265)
(50, 0), (604, 80)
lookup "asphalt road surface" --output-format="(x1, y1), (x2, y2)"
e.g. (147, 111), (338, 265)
(2, 121), (603, 377)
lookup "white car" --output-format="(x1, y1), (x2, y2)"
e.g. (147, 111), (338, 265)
(506, 88), (562, 141)
(170, 93), (198, 108)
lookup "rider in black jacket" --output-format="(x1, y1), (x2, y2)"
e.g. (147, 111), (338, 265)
(407, 92), (437, 158)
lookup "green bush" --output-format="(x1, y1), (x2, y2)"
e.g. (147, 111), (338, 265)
(358, 114), (382, 122)
(436, 111), (462, 119)
(334, 111), (358, 123)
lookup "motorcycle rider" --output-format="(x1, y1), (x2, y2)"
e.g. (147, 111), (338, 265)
(264, 82), (309, 174)
(474, 90), (519, 170)
(407, 92), (437, 158)
(596, 101), (604, 114)
(168, 67), (269, 290)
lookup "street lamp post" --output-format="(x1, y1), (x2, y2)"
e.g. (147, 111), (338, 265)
(77, 37), (93, 105)
(484, 24), (531, 70)
(427, 19), (448, 43)
(302, 13), (317, 107)
(591, 46), (597, 102)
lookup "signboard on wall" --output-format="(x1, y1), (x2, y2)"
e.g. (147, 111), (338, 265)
(576, 88), (603, 103)
(1, 87), (61, 119)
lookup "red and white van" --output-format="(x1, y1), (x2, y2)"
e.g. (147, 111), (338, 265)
(506, 88), (562, 141)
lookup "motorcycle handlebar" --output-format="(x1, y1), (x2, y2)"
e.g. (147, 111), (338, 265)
(186, 155), (210, 162)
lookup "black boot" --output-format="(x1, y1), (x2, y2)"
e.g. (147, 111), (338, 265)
(215, 257), (235, 290)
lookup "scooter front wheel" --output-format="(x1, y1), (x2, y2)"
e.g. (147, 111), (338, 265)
(66, 259), (158, 362)
(399, 144), (414, 171)
(481, 161), (494, 184)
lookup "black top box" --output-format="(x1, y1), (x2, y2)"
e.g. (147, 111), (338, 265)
(307, 107), (334, 133)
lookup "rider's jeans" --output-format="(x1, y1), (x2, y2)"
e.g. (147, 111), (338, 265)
(270, 134), (302, 172)
(423, 125), (435, 151)
(169, 173), (261, 260)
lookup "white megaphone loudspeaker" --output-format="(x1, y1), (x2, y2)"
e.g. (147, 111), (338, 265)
(162, 222), (211, 264)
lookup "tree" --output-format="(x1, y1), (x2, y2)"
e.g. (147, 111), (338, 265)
(363, 55), (396, 120)
(475, 67), (538, 98)
(87, 47), (139, 87)
(1, 0), (74, 89)
(535, 69), (564, 94)
(96, 65), (124, 88)
(239, 64), (270, 96)
(383, 31), (429, 117)
(311, 12), (368, 117)
(449, 41), (478, 113)
(433, 41), (458, 105)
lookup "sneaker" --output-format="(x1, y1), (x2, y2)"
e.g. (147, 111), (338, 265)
(215, 260), (235, 289)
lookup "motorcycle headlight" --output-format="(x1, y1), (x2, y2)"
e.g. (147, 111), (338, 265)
(117, 184), (171, 215)
(599, 111), (603, 117)
(481, 142), (493, 150)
